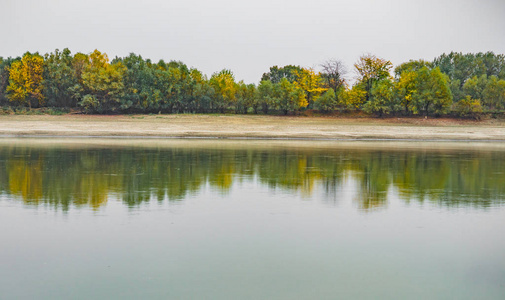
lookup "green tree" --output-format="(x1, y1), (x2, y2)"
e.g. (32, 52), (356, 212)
(189, 69), (213, 113)
(0, 57), (18, 106)
(43, 48), (79, 107)
(448, 79), (465, 102)
(482, 76), (505, 110)
(364, 79), (396, 116)
(463, 74), (487, 101)
(433, 52), (505, 103)
(411, 67), (452, 116)
(235, 82), (257, 114)
(257, 80), (275, 114)
(261, 65), (303, 84)
(113, 54), (162, 112)
(314, 88), (337, 112)
(164, 62), (194, 113)
(273, 78), (307, 115)
(394, 59), (432, 78)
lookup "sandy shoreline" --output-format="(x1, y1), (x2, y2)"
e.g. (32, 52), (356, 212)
(1, 114), (505, 141)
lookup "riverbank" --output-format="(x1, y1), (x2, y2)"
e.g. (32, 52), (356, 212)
(1, 114), (505, 141)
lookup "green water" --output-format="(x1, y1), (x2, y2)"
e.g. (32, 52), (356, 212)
(1, 139), (504, 299)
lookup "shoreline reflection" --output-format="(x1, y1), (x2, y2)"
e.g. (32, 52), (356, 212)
(1, 141), (504, 211)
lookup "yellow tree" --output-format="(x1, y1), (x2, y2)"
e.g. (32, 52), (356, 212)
(72, 52), (88, 83)
(209, 69), (237, 112)
(80, 50), (126, 113)
(294, 68), (327, 108)
(6, 52), (45, 108)
(343, 85), (367, 109)
(396, 70), (417, 114)
(354, 54), (392, 103)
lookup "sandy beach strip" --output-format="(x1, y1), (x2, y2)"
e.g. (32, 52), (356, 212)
(0, 114), (504, 141)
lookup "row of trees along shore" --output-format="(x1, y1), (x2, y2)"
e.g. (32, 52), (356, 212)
(1, 49), (505, 117)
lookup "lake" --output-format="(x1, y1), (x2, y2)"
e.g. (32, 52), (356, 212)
(1, 139), (505, 299)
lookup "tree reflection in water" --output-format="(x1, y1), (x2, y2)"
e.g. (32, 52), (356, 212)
(1, 143), (504, 211)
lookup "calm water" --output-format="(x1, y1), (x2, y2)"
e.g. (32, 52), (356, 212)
(1, 139), (505, 299)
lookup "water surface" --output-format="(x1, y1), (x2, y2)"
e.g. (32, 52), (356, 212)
(1, 139), (505, 299)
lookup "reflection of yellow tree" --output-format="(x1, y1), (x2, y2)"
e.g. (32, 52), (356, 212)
(298, 157), (322, 196)
(73, 173), (111, 210)
(211, 159), (235, 191)
(8, 158), (43, 204)
(352, 153), (390, 211)
(68, 153), (122, 210)
(1, 146), (505, 212)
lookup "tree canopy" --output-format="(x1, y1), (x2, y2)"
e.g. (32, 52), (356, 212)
(1, 49), (504, 117)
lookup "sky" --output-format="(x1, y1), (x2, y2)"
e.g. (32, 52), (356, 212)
(2, 0), (505, 83)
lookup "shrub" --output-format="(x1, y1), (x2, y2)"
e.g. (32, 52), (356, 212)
(453, 96), (483, 119)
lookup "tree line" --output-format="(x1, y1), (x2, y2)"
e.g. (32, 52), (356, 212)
(1, 49), (505, 117)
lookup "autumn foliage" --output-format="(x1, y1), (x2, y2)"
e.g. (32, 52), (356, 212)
(6, 52), (45, 108)
(1, 49), (505, 116)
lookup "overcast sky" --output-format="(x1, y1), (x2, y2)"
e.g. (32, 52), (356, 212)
(2, 0), (504, 83)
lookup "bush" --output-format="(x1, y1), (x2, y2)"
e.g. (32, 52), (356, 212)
(453, 96), (483, 119)
(79, 95), (99, 113)
(314, 89), (337, 112)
